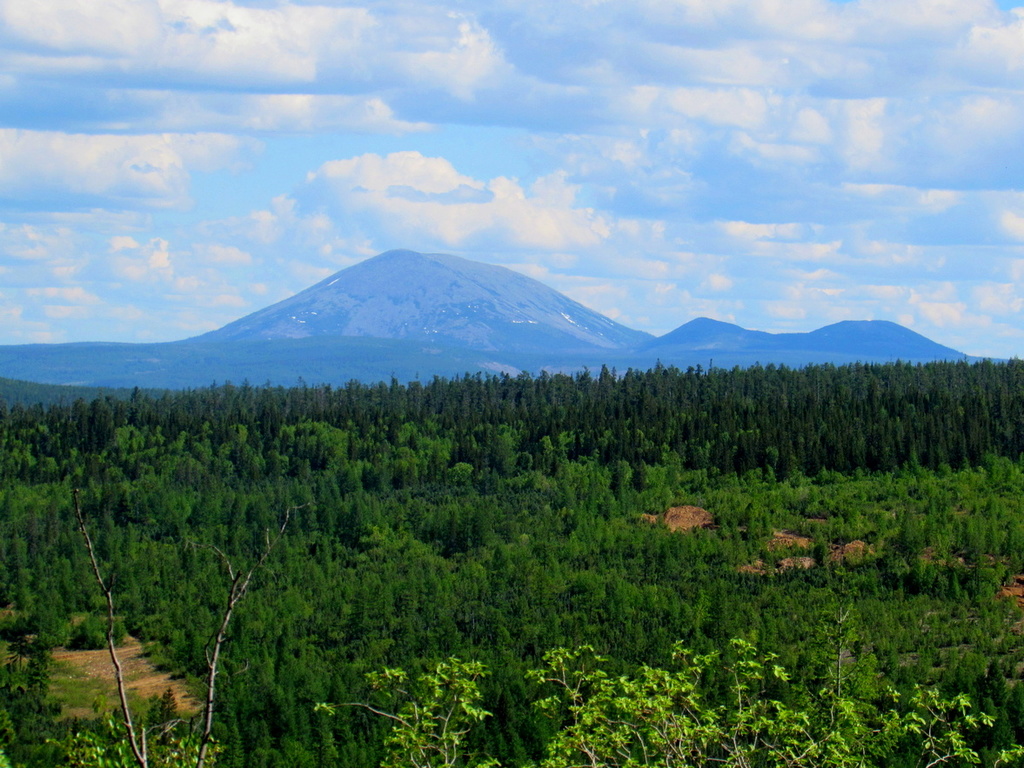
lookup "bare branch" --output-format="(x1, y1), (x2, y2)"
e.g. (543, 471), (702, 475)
(73, 488), (148, 768)
(195, 505), (298, 768)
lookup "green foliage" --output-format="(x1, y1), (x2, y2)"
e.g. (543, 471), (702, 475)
(55, 715), (217, 768)
(4, 363), (1024, 765)
(319, 659), (497, 768)
(350, 642), (1024, 768)
(528, 638), (891, 768)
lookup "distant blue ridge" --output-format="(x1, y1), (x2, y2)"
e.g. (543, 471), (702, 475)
(0, 250), (977, 389)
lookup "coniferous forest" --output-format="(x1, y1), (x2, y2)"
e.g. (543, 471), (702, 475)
(6, 360), (1024, 765)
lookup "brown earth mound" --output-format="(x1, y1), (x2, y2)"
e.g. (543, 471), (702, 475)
(51, 637), (199, 720)
(999, 575), (1024, 610)
(663, 506), (715, 532)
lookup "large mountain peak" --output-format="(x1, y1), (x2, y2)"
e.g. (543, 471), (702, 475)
(197, 250), (650, 352)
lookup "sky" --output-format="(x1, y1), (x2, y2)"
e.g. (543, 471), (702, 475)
(3, 0), (1024, 358)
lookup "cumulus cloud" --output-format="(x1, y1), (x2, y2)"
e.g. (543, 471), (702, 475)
(0, 130), (259, 209)
(304, 151), (613, 251)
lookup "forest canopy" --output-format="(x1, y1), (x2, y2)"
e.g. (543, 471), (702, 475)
(3, 360), (1024, 766)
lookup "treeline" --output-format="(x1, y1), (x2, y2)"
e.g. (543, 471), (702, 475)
(4, 359), (1024, 483)
(2, 362), (1024, 766)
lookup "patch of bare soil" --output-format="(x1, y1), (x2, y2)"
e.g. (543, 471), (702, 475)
(663, 506), (715, 532)
(738, 559), (767, 575)
(768, 530), (813, 551)
(998, 575), (1024, 610)
(52, 637), (199, 720)
(829, 540), (870, 563)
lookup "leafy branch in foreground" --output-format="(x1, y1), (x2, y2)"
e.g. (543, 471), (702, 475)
(316, 659), (498, 768)
(328, 640), (1024, 768)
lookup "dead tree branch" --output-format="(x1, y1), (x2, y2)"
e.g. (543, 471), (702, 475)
(75, 488), (299, 768)
(194, 506), (294, 768)
(73, 488), (149, 768)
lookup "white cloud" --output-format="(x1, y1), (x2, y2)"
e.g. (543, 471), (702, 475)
(398, 17), (508, 99)
(721, 221), (804, 240)
(0, 130), (258, 208)
(840, 98), (889, 173)
(3, 0), (1024, 358)
(306, 152), (612, 251)
(196, 243), (252, 265)
(704, 273), (734, 291)
(791, 108), (832, 144)
(974, 283), (1024, 315)
(666, 87), (771, 129)
(26, 286), (101, 303)
(910, 291), (969, 327)
(112, 237), (174, 280)
(1001, 210), (1024, 240)
(0, 0), (164, 57)
(110, 236), (140, 252)
(0, 223), (82, 266)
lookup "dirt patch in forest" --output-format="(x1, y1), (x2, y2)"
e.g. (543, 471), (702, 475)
(51, 637), (199, 720)
(739, 536), (875, 575)
(663, 506), (716, 531)
(641, 506), (716, 532)
(829, 540), (870, 563)
(998, 575), (1024, 611)
(768, 530), (813, 550)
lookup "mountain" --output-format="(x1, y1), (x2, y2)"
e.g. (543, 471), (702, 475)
(645, 317), (777, 351)
(647, 317), (969, 366)
(196, 249), (651, 352)
(0, 251), (979, 390)
(799, 320), (966, 359)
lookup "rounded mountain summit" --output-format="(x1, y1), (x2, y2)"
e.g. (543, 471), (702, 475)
(196, 250), (652, 353)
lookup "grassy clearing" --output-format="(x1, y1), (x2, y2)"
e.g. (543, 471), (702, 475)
(49, 639), (199, 721)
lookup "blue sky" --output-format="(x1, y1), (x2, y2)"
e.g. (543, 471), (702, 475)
(3, 0), (1024, 358)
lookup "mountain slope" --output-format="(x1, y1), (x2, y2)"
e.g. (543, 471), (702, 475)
(798, 320), (965, 359)
(196, 250), (651, 352)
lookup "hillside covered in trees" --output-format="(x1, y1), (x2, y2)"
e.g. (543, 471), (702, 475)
(4, 360), (1024, 765)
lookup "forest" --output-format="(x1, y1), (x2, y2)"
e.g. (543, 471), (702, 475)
(4, 360), (1024, 765)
